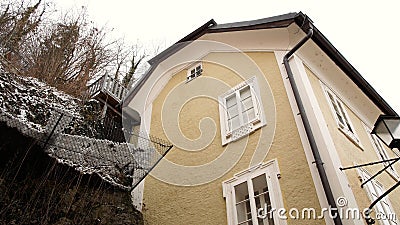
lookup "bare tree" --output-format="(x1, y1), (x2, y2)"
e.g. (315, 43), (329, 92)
(122, 46), (146, 89)
(0, 0), (44, 71)
(1, 1), (148, 98)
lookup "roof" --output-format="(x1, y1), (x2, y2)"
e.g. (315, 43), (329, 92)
(124, 12), (397, 116)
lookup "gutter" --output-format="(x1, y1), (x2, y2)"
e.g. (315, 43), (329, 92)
(283, 26), (343, 225)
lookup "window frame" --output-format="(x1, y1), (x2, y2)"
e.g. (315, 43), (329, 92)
(186, 62), (203, 82)
(322, 84), (360, 145)
(358, 169), (398, 225)
(222, 159), (286, 225)
(367, 130), (400, 181)
(218, 76), (266, 145)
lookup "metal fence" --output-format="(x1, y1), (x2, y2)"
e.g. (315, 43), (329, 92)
(0, 109), (173, 191)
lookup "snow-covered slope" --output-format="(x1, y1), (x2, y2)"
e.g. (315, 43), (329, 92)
(0, 69), (143, 190)
(0, 69), (81, 131)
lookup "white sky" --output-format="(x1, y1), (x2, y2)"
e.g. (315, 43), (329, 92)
(53, 0), (400, 115)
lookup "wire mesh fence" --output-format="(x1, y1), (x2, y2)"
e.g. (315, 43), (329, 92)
(0, 108), (173, 191)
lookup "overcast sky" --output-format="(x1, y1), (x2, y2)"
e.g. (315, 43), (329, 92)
(53, 0), (400, 115)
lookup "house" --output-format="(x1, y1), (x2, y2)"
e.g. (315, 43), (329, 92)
(87, 73), (129, 142)
(123, 12), (400, 225)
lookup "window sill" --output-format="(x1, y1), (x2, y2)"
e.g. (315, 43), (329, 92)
(223, 123), (266, 146)
(338, 127), (364, 151)
(186, 74), (201, 83)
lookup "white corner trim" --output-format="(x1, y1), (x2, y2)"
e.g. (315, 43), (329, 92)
(275, 51), (331, 219)
(275, 51), (364, 225)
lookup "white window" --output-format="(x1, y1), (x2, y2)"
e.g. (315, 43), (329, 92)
(186, 63), (203, 82)
(358, 169), (398, 225)
(223, 160), (286, 225)
(369, 133), (400, 180)
(323, 85), (359, 144)
(218, 77), (266, 145)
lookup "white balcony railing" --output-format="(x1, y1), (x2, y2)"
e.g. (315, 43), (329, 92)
(88, 74), (128, 103)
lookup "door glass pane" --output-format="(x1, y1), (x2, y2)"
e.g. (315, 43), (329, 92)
(252, 175), (274, 225)
(235, 182), (252, 225)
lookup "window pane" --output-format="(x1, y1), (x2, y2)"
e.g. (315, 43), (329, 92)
(327, 92), (345, 126)
(235, 182), (252, 225)
(195, 65), (202, 76)
(242, 108), (255, 124)
(227, 94), (240, 131)
(252, 175), (274, 225)
(227, 94), (237, 108)
(228, 116), (240, 131)
(336, 101), (353, 133)
(240, 86), (256, 123)
(371, 135), (397, 175)
(240, 86), (252, 99)
(241, 96), (253, 111)
(228, 105), (239, 118)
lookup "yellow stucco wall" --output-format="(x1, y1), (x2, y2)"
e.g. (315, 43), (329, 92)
(141, 52), (324, 225)
(304, 65), (400, 220)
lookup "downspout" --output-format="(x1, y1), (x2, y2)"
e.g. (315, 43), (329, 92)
(283, 27), (343, 225)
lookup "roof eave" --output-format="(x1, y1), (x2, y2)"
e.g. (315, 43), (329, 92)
(125, 12), (397, 117)
(294, 17), (398, 116)
(148, 19), (217, 65)
(124, 13), (300, 104)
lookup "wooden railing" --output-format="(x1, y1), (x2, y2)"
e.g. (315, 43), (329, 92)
(88, 74), (128, 103)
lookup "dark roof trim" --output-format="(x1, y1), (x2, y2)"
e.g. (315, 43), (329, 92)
(125, 12), (397, 116)
(148, 19), (217, 65)
(124, 13), (299, 104)
(208, 13), (297, 33)
(124, 19), (217, 104)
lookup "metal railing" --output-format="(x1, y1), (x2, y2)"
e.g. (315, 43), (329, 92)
(0, 109), (173, 190)
(88, 74), (128, 103)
